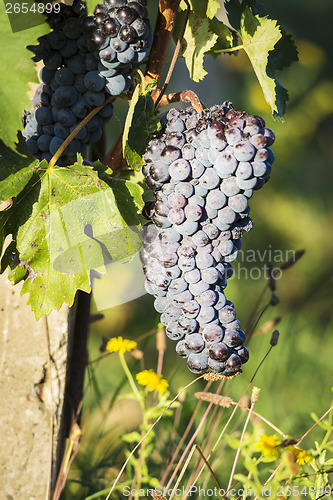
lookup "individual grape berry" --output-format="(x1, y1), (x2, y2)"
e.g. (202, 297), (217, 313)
(202, 324), (224, 345)
(225, 353), (242, 373)
(176, 340), (190, 358)
(89, 30), (108, 50)
(35, 107), (53, 125)
(182, 300), (200, 319)
(84, 71), (106, 92)
(209, 342), (229, 362)
(187, 352), (209, 374)
(119, 24), (137, 43)
(185, 333), (205, 353)
(117, 5), (137, 24)
(236, 345), (249, 362)
(177, 316), (198, 334)
(223, 329), (244, 347)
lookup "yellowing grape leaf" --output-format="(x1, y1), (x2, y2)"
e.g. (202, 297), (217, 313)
(178, 0), (235, 82)
(182, 13), (218, 82)
(240, 7), (283, 116)
(206, 0), (220, 19)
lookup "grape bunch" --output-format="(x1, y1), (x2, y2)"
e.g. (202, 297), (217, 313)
(82, 0), (152, 96)
(140, 102), (275, 376)
(23, 0), (151, 165)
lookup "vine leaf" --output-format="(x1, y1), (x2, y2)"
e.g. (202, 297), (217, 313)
(0, 139), (38, 202)
(179, 8), (218, 82)
(206, 0), (220, 19)
(267, 27), (298, 73)
(240, 7), (283, 116)
(0, 5), (48, 150)
(0, 157), (143, 319)
(226, 2), (298, 117)
(178, 0), (234, 82)
(209, 18), (238, 56)
(123, 83), (160, 171)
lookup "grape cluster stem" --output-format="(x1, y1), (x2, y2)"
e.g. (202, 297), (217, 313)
(156, 91), (203, 113)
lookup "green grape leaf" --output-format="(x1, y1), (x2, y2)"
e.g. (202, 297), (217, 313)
(206, 0), (220, 19)
(179, 10), (218, 82)
(226, 2), (297, 117)
(177, 1), (235, 79)
(209, 18), (237, 56)
(240, 8), (283, 114)
(267, 27), (298, 73)
(0, 4), (48, 149)
(0, 158), (143, 319)
(0, 139), (38, 202)
(123, 85), (160, 171)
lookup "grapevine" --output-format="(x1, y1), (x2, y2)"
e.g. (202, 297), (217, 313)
(0, 0), (319, 497)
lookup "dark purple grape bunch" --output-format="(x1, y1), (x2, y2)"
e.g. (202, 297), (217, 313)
(23, 0), (114, 165)
(23, 0), (152, 165)
(81, 0), (152, 95)
(140, 102), (275, 376)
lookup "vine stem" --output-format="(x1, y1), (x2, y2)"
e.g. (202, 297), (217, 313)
(144, 0), (181, 87)
(156, 90), (203, 113)
(154, 0), (191, 108)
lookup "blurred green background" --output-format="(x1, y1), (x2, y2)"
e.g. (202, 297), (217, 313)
(64, 0), (333, 497)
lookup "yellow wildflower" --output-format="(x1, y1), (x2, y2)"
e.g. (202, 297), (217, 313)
(293, 448), (312, 465)
(255, 434), (281, 458)
(136, 369), (169, 394)
(106, 336), (137, 354)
